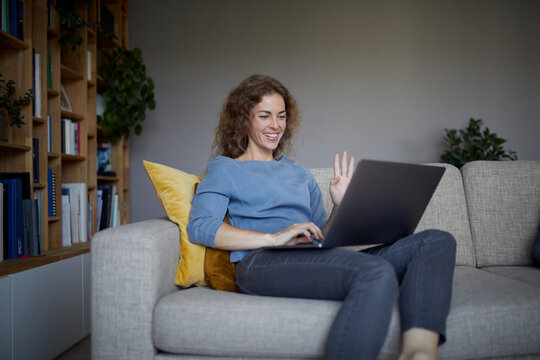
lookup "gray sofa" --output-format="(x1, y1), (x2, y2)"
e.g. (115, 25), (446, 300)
(92, 160), (540, 359)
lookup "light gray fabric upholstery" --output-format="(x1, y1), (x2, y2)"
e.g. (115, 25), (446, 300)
(440, 266), (540, 359)
(151, 266), (540, 360)
(153, 285), (402, 359)
(462, 161), (540, 267)
(481, 266), (540, 288)
(416, 163), (475, 266)
(92, 218), (180, 360)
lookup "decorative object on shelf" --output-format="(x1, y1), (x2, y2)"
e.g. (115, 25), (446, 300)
(99, 47), (155, 141)
(0, 73), (33, 130)
(60, 84), (72, 111)
(440, 118), (518, 168)
(54, 0), (89, 51)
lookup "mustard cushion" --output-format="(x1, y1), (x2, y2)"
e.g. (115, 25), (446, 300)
(143, 160), (206, 287)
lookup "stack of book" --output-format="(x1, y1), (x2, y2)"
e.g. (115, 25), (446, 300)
(1, 0), (24, 40)
(97, 184), (119, 231)
(61, 183), (87, 246)
(1, 172), (41, 261)
(61, 118), (81, 156)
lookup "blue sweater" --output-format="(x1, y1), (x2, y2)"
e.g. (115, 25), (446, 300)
(187, 155), (327, 262)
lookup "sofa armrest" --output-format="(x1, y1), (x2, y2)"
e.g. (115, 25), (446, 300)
(91, 218), (180, 360)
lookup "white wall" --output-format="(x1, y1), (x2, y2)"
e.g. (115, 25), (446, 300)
(128, 0), (540, 222)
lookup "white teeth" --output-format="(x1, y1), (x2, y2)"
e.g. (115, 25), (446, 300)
(265, 133), (278, 138)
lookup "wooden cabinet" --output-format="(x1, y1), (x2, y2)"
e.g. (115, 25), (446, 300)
(0, 0), (130, 275)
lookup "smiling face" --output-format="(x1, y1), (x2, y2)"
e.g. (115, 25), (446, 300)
(244, 93), (287, 161)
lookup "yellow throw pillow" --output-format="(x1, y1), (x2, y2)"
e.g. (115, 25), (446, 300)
(143, 160), (206, 287)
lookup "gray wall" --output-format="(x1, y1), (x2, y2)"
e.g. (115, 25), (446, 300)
(128, 0), (540, 222)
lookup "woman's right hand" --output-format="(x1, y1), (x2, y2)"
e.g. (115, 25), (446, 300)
(270, 222), (324, 246)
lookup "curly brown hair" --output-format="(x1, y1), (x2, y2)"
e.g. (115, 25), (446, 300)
(211, 74), (300, 160)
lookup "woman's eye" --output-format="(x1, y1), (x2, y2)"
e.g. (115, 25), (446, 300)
(259, 115), (269, 120)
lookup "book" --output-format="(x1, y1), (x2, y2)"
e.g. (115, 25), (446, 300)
(61, 189), (71, 246)
(96, 189), (103, 230)
(62, 183), (87, 242)
(0, 178), (23, 258)
(47, 115), (51, 152)
(47, 168), (56, 217)
(0, 171), (30, 199)
(87, 51), (92, 81)
(0, 182), (4, 261)
(32, 138), (39, 183)
(33, 190), (41, 254)
(47, 49), (51, 89)
(98, 185), (115, 230)
(22, 198), (38, 255)
(33, 52), (41, 118)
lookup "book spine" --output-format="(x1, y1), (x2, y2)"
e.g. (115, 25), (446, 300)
(32, 138), (39, 183)
(47, 168), (53, 216)
(47, 115), (51, 152)
(47, 49), (52, 89)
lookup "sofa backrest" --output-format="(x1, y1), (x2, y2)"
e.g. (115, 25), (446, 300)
(309, 163), (476, 266)
(415, 163), (475, 266)
(461, 161), (540, 267)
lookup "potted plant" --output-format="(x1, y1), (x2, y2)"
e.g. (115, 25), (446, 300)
(440, 118), (518, 168)
(98, 47), (155, 141)
(0, 73), (33, 140)
(54, 0), (88, 51)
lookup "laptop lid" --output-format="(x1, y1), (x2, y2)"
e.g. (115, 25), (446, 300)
(322, 159), (445, 247)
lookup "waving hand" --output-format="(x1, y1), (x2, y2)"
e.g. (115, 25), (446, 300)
(330, 151), (355, 207)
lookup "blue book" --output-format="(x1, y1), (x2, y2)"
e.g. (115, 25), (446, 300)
(48, 168), (53, 216)
(0, 178), (23, 258)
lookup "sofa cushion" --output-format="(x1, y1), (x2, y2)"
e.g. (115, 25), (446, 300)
(143, 160), (207, 287)
(462, 161), (540, 267)
(415, 163), (476, 266)
(481, 266), (540, 288)
(152, 267), (540, 359)
(439, 266), (540, 359)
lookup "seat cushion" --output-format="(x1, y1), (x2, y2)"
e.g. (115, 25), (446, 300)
(438, 266), (540, 359)
(153, 267), (540, 359)
(481, 266), (540, 288)
(462, 161), (540, 267)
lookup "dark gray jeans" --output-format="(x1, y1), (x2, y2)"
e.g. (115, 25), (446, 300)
(235, 229), (456, 360)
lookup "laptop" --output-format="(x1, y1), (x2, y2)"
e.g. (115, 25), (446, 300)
(264, 159), (445, 249)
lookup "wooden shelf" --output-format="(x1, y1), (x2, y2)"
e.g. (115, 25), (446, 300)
(0, 141), (32, 152)
(61, 110), (85, 121)
(0, 30), (28, 49)
(0, 242), (90, 277)
(1, 0), (130, 355)
(98, 175), (119, 182)
(62, 153), (87, 161)
(48, 88), (60, 97)
(61, 65), (84, 80)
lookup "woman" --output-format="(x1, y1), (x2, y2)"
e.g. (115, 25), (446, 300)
(187, 74), (456, 360)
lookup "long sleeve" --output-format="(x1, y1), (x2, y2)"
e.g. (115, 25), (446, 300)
(187, 160), (231, 248)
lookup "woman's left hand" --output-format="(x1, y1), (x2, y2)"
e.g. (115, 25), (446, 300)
(330, 151), (355, 207)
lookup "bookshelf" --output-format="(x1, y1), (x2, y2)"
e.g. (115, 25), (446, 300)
(0, 0), (130, 275)
(1, 1), (131, 358)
